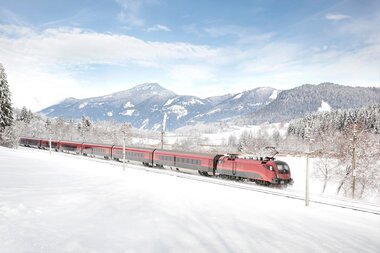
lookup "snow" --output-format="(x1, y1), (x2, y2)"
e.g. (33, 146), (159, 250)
(78, 102), (88, 109)
(124, 101), (134, 108)
(121, 109), (135, 116)
(182, 98), (204, 105)
(107, 111), (113, 117)
(233, 92), (243, 100)
(153, 123), (162, 131)
(1, 147), (379, 253)
(140, 119), (149, 129)
(162, 112), (168, 130)
(206, 108), (221, 115)
(164, 98), (176, 106)
(318, 100), (332, 112)
(168, 105), (188, 119)
(269, 90), (278, 100)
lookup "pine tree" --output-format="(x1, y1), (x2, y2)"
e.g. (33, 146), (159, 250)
(0, 63), (13, 134)
(18, 106), (33, 124)
(78, 116), (92, 141)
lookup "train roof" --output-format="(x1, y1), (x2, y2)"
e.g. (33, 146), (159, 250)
(154, 148), (218, 158)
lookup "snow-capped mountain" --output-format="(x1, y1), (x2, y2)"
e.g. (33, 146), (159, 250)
(39, 82), (380, 130)
(39, 83), (279, 130)
(41, 83), (177, 130)
(237, 83), (380, 125)
(194, 87), (279, 123)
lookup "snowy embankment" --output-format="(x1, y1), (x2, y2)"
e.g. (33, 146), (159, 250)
(0, 147), (379, 253)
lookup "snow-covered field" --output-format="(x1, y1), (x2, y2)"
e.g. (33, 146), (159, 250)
(0, 147), (379, 253)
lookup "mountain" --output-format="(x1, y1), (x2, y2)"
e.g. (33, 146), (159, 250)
(238, 83), (380, 124)
(194, 87), (278, 123)
(39, 82), (380, 130)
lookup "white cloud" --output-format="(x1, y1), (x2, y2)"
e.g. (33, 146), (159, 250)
(204, 25), (276, 45)
(6, 65), (85, 111)
(1, 24), (378, 111)
(147, 24), (170, 32)
(0, 26), (220, 66)
(325, 13), (351, 21)
(116, 0), (157, 27)
(165, 64), (218, 96)
(0, 24), (35, 37)
(168, 64), (215, 83)
(0, 25), (222, 110)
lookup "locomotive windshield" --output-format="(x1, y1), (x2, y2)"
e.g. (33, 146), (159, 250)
(275, 162), (290, 174)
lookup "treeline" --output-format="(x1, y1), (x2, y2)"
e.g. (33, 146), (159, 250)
(287, 104), (380, 200)
(10, 108), (162, 148)
(288, 104), (380, 138)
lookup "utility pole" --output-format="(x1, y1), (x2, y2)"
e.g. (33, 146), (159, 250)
(304, 121), (313, 207)
(160, 129), (164, 149)
(49, 134), (52, 156)
(160, 114), (166, 150)
(350, 124), (357, 199)
(45, 119), (52, 156)
(121, 123), (130, 171)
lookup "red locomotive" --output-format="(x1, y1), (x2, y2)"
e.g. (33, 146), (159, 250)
(19, 137), (293, 185)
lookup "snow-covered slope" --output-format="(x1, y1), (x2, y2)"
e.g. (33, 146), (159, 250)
(39, 82), (380, 130)
(39, 83), (278, 130)
(195, 87), (278, 122)
(1, 147), (379, 252)
(240, 83), (380, 124)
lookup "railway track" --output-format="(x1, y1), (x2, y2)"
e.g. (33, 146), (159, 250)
(19, 146), (380, 215)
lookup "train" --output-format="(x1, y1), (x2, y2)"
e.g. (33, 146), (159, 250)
(19, 137), (294, 186)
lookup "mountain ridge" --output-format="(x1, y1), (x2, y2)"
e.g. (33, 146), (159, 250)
(39, 82), (380, 130)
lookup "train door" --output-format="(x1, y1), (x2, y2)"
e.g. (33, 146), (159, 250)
(232, 161), (236, 175)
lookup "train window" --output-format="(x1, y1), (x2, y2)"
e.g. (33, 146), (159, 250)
(276, 163), (290, 174)
(266, 165), (274, 171)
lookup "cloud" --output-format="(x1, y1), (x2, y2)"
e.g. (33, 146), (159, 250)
(168, 64), (215, 82)
(0, 25), (222, 110)
(325, 13), (351, 21)
(237, 39), (379, 88)
(0, 24), (35, 37)
(147, 24), (170, 32)
(204, 25), (275, 45)
(1, 24), (378, 111)
(0, 26), (220, 66)
(116, 0), (157, 27)
(0, 7), (28, 26)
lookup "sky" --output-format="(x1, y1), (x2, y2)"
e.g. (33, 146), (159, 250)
(0, 0), (379, 111)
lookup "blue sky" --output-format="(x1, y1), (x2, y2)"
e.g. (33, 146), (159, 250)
(0, 0), (379, 110)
